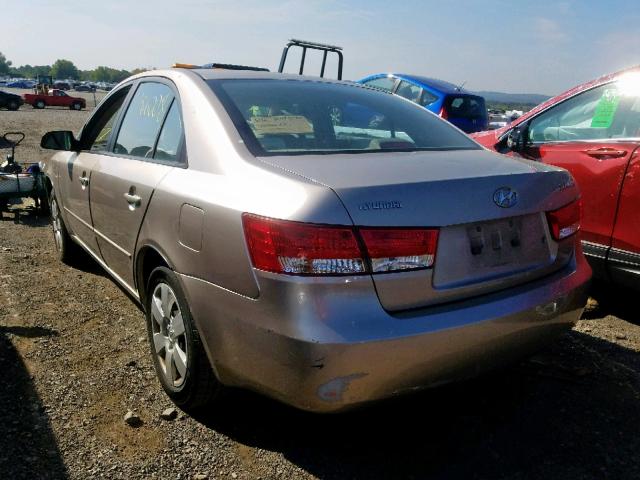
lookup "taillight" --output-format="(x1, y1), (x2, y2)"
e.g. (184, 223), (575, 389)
(242, 214), (365, 275)
(359, 228), (438, 272)
(439, 105), (449, 120)
(242, 214), (439, 276)
(546, 199), (581, 240)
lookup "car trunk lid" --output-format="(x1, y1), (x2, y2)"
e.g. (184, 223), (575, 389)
(260, 149), (577, 310)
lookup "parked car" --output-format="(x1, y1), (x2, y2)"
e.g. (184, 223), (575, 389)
(53, 81), (71, 91)
(6, 80), (35, 89)
(358, 73), (488, 133)
(473, 66), (640, 290)
(40, 69), (590, 413)
(0, 90), (24, 110)
(75, 84), (96, 92)
(23, 89), (86, 110)
(488, 113), (509, 130)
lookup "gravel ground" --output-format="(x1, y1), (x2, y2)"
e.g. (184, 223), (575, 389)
(0, 98), (639, 480)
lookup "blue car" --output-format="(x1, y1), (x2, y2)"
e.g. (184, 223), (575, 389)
(6, 80), (35, 89)
(358, 73), (488, 133)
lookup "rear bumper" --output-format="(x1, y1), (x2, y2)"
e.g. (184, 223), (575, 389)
(179, 252), (591, 413)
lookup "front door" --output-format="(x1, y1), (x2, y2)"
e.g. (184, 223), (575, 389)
(90, 81), (184, 289)
(58, 152), (99, 254)
(59, 85), (132, 255)
(608, 140), (640, 288)
(523, 81), (638, 248)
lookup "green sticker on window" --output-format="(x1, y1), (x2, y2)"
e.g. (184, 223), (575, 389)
(590, 88), (620, 128)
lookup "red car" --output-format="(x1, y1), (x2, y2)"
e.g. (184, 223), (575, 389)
(473, 66), (640, 289)
(23, 89), (86, 110)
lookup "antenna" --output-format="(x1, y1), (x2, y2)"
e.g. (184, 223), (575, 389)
(456, 81), (467, 91)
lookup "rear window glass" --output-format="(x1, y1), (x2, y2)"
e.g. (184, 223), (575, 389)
(445, 95), (487, 119)
(209, 79), (480, 156)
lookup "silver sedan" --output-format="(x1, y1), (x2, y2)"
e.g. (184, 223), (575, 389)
(41, 68), (590, 412)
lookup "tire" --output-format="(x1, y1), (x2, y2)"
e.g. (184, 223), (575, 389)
(146, 266), (221, 411)
(49, 192), (82, 264)
(71, 102), (82, 111)
(35, 100), (45, 109)
(8, 100), (19, 111)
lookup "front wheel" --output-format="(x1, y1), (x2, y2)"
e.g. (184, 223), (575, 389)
(146, 267), (222, 411)
(50, 192), (82, 264)
(71, 102), (82, 111)
(8, 100), (19, 111)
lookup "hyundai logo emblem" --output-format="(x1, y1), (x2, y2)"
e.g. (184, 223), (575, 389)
(493, 187), (518, 208)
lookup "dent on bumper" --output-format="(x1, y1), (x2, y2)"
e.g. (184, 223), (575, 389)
(179, 253), (591, 413)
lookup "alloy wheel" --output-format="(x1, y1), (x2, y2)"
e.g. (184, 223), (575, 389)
(150, 282), (188, 388)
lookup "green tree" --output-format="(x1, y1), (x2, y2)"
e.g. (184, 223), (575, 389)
(50, 59), (79, 80)
(0, 52), (12, 76)
(9, 64), (52, 78)
(90, 66), (131, 83)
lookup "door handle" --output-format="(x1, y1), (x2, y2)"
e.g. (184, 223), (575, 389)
(79, 175), (89, 187)
(123, 192), (142, 208)
(583, 147), (627, 159)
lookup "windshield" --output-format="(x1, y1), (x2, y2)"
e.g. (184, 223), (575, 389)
(208, 79), (481, 156)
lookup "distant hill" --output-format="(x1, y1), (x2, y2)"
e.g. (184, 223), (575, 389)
(474, 90), (551, 106)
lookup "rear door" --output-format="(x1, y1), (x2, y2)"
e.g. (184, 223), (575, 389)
(58, 85), (132, 255)
(89, 80), (185, 289)
(522, 82), (639, 254)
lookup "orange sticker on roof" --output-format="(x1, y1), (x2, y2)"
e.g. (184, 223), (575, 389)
(249, 115), (313, 134)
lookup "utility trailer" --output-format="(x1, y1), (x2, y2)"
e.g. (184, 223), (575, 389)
(0, 132), (48, 217)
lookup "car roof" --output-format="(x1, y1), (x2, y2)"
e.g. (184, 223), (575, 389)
(360, 73), (476, 95)
(394, 74), (469, 94)
(132, 68), (366, 89)
(191, 68), (355, 85)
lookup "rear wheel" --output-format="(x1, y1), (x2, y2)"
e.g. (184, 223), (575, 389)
(35, 100), (45, 109)
(7, 100), (19, 111)
(50, 192), (82, 264)
(146, 266), (222, 411)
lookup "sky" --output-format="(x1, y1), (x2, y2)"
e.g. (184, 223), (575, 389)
(1, 0), (639, 95)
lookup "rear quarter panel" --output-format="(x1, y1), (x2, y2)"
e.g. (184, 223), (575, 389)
(136, 166), (350, 300)
(134, 70), (352, 299)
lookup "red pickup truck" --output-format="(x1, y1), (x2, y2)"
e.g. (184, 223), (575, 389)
(473, 66), (640, 290)
(23, 89), (86, 110)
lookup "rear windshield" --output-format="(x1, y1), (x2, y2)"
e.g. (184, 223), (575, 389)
(208, 79), (480, 156)
(445, 95), (487, 120)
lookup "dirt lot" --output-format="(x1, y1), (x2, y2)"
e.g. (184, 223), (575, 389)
(0, 99), (639, 480)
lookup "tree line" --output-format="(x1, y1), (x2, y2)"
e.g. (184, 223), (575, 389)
(0, 52), (147, 83)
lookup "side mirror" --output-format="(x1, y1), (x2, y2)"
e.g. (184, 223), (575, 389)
(40, 131), (79, 151)
(506, 124), (528, 152)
